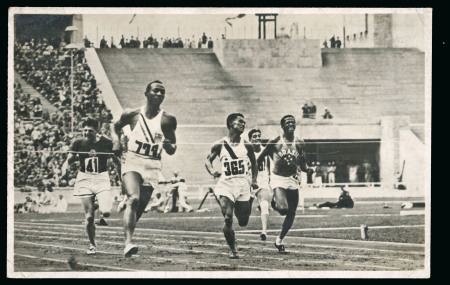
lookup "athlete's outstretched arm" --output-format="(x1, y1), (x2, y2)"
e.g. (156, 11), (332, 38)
(161, 113), (177, 155)
(257, 137), (277, 166)
(205, 142), (222, 178)
(111, 110), (133, 154)
(245, 140), (258, 188)
(61, 140), (79, 175)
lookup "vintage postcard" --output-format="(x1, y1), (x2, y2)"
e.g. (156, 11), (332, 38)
(8, 7), (431, 278)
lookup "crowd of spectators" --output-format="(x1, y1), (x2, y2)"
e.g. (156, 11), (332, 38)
(94, 32), (215, 49)
(323, 31), (368, 48)
(306, 160), (379, 186)
(14, 37), (120, 190)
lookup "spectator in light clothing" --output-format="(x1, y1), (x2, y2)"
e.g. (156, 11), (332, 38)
(55, 194), (68, 212)
(327, 162), (336, 184)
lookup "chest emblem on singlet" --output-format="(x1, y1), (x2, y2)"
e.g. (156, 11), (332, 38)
(277, 149), (299, 166)
(89, 149), (96, 157)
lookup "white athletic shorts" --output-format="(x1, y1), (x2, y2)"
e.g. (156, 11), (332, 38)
(214, 176), (251, 202)
(121, 152), (165, 188)
(270, 173), (299, 190)
(74, 171), (111, 197)
(74, 171), (112, 213)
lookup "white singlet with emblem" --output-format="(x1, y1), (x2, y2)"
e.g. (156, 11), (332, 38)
(126, 106), (164, 161)
(121, 106), (166, 186)
(219, 137), (249, 180)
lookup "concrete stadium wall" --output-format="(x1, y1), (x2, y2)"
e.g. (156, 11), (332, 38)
(220, 39), (321, 68)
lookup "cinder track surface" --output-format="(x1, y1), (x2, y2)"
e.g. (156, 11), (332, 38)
(12, 200), (426, 273)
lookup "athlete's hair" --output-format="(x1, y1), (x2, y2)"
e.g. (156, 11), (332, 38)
(280, 114), (296, 126)
(248, 129), (261, 139)
(226, 113), (244, 129)
(82, 117), (99, 130)
(145, 80), (164, 95)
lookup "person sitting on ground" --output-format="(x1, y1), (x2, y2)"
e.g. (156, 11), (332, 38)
(323, 107), (333, 119)
(314, 187), (354, 208)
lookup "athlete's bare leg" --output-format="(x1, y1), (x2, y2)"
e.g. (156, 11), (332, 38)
(256, 188), (270, 236)
(81, 196), (97, 248)
(219, 196), (237, 252)
(122, 172), (142, 246)
(273, 187), (299, 241)
(234, 200), (251, 227)
(136, 186), (153, 222)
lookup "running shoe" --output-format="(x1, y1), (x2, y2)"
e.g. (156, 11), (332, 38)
(260, 233), (267, 241)
(86, 245), (97, 255)
(124, 243), (139, 258)
(274, 242), (287, 254)
(229, 251), (239, 259)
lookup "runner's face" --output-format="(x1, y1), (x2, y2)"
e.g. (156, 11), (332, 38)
(250, 132), (262, 145)
(282, 117), (296, 133)
(231, 116), (246, 133)
(83, 126), (96, 141)
(147, 83), (165, 106)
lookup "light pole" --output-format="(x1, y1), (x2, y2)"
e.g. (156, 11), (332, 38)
(65, 25), (79, 134)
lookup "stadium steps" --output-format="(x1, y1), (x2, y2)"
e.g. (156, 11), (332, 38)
(14, 71), (58, 114)
(95, 48), (425, 184)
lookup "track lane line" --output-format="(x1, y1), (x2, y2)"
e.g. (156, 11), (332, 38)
(15, 222), (426, 253)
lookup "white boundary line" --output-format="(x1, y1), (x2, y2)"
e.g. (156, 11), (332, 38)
(14, 231), (403, 270)
(15, 228), (419, 263)
(15, 221), (426, 249)
(236, 224), (425, 233)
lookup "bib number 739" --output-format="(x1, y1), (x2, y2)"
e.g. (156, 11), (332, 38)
(223, 159), (245, 176)
(135, 140), (160, 158)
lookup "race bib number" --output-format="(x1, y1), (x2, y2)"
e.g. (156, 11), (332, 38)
(223, 159), (245, 177)
(134, 140), (161, 158)
(85, 157), (99, 174)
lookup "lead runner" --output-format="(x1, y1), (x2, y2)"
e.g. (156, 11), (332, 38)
(111, 80), (177, 258)
(61, 117), (120, 255)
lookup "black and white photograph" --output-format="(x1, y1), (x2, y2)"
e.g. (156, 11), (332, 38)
(7, 7), (431, 278)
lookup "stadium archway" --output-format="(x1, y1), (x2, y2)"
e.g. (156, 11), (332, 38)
(304, 139), (380, 183)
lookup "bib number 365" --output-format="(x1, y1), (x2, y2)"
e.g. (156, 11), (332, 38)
(223, 159), (245, 176)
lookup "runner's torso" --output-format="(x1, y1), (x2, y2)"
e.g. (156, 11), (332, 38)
(250, 148), (270, 184)
(219, 137), (249, 180)
(72, 136), (112, 173)
(125, 106), (165, 160)
(272, 136), (301, 177)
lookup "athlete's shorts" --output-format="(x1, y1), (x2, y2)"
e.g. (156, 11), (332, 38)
(121, 152), (165, 188)
(74, 171), (111, 196)
(214, 176), (251, 203)
(270, 173), (299, 190)
(74, 171), (112, 214)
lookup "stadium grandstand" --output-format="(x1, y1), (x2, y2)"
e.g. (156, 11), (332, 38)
(13, 13), (426, 203)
